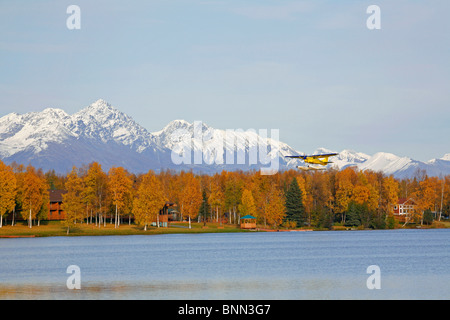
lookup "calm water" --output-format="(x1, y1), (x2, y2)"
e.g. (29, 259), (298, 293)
(0, 229), (449, 299)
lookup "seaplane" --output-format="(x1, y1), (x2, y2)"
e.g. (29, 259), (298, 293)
(285, 152), (338, 171)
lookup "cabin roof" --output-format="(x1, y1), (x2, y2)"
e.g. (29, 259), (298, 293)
(49, 189), (67, 202)
(398, 198), (417, 205)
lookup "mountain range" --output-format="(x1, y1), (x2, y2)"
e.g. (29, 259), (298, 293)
(1, 99), (449, 178)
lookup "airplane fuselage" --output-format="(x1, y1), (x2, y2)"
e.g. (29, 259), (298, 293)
(304, 157), (332, 166)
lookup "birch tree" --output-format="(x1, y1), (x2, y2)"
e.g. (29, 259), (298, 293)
(62, 167), (84, 234)
(133, 170), (166, 230)
(265, 187), (286, 229)
(0, 161), (17, 227)
(179, 173), (202, 229)
(209, 180), (224, 223)
(21, 165), (48, 228)
(84, 162), (107, 227)
(108, 167), (133, 228)
(238, 189), (257, 218)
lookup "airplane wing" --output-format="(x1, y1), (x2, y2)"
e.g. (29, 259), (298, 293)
(285, 153), (338, 159)
(307, 153), (338, 159)
(285, 155), (307, 159)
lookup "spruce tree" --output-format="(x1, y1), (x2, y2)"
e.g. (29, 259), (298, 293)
(345, 202), (361, 227)
(198, 189), (210, 225)
(284, 178), (305, 226)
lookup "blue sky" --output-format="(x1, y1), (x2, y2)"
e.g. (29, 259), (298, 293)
(0, 0), (449, 161)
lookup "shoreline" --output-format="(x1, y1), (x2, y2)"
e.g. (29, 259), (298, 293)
(0, 220), (448, 238)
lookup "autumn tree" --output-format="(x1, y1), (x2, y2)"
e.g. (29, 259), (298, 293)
(133, 170), (166, 230)
(296, 175), (313, 217)
(238, 189), (257, 219)
(11, 163), (25, 226)
(21, 165), (48, 228)
(108, 167), (133, 228)
(224, 173), (243, 224)
(249, 174), (272, 225)
(209, 178), (224, 223)
(0, 161), (17, 228)
(159, 170), (180, 218)
(84, 162), (108, 227)
(441, 176), (450, 220)
(335, 168), (357, 223)
(352, 173), (370, 205)
(179, 173), (202, 229)
(308, 171), (334, 226)
(381, 175), (399, 214)
(62, 167), (84, 234)
(265, 187), (286, 229)
(412, 176), (439, 224)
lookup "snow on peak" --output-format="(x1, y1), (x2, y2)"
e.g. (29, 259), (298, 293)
(166, 119), (191, 128)
(441, 154), (450, 161)
(359, 152), (414, 174)
(314, 147), (337, 155)
(171, 119), (190, 125)
(371, 152), (401, 161)
(41, 108), (70, 119)
(91, 98), (110, 108)
(339, 149), (370, 159)
(154, 119), (215, 137)
(79, 99), (119, 116)
(0, 99), (157, 156)
(70, 100), (155, 149)
(328, 149), (371, 169)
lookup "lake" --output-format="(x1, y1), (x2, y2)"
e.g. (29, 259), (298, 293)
(0, 229), (449, 299)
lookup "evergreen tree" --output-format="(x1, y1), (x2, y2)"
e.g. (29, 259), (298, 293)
(423, 209), (434, 225)
(284, 178), (305, 226)
(198, 189), (210, 225)
(315, 208), (333, 230)
(345, 202), (361, 227)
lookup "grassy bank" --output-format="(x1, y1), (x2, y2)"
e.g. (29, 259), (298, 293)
(1, 220), (448, 238)
(0, 221), (248, 237)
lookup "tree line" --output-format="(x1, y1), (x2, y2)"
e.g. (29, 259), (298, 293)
(0, 160), (449, 233)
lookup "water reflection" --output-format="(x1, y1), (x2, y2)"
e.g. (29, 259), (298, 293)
(1, 275), (445, 300)
(0, 278), (346, 300)
(1, 230), (449, 299)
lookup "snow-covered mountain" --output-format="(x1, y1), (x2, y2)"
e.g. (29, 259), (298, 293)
(153, 118), (299, 173)
(0, 100), (164, 173)
(0, 99), (449, 178)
